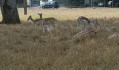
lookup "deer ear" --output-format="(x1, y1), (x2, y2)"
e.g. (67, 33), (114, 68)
(29, 15), (32, 18)
(27, 15), (31, 21)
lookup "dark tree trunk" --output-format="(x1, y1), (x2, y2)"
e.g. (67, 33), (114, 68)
(1, 0), (20, 24)
(24, 0), (27, 15)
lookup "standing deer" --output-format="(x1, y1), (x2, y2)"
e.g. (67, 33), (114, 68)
(27, 15), (44, 27)
(27, 15), (51, 34)
(38, 13), (57, 29)
(77, 16), (98, 33)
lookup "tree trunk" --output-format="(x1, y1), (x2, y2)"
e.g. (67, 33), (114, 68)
(24, 0), (27, 15)
(1, 0), (20, 24)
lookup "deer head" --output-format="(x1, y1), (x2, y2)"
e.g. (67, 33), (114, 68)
(27, 15), (32, 21)
(38, 13), (42, 19)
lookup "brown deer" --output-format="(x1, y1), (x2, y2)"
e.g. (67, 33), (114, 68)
(74, 25), (101, 39)
(27, 15), (44, 26)
(38, 13), (56, 29)
(77, 16), (98, 33)
(27, 15), (51, 34)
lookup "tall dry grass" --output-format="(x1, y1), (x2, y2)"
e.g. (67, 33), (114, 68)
(0, 7), (119, 70)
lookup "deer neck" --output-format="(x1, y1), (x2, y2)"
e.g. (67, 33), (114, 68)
(30, 18), (36, 23)
(40, 14), (42, 19)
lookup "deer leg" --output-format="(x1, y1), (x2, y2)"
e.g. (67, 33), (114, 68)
(76, 22), (80, 32)
(53, 20), (56, 29)
(34, 24), (37, 31)
(43, 26), (45, 34)
(94, 18), (98, 29)
(102, 17), (106, 30)
(91, 17), (95, 31)
(84, 21), (88, 34)
(91, 22), (95, 31)
(81, 24), (83, 33)
(42, 20), (45, 27)
(47, 26), (51, 34)
(42, 20), (45, 33)
(80, 21), (85, 33)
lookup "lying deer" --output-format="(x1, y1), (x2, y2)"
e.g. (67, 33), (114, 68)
(74, 25), (101, 39)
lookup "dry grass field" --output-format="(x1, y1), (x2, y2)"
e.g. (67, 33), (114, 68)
(0, 7), (119, 70)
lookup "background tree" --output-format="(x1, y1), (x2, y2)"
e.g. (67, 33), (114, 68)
(24, 0), (27, 15)
(1, 0), (20, 24)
